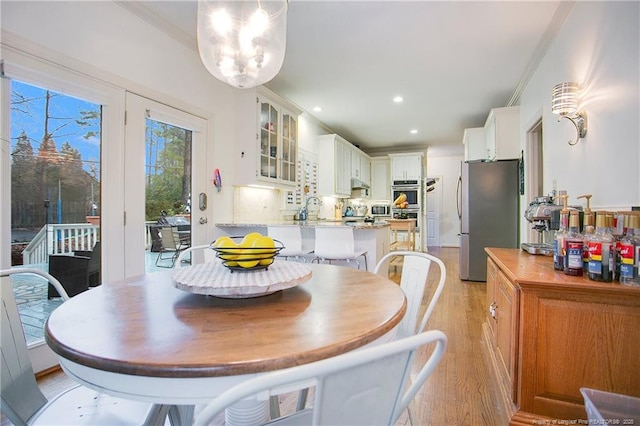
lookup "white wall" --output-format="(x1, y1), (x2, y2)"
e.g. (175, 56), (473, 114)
(518, 1), (639, 221)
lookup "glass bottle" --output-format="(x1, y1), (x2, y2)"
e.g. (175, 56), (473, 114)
(564, 210), (584, 276)
(588, 211), (615, 282)
(619, 214), (640, 286)
(582, 211), (594, 270)
(554, 195), (569, 271)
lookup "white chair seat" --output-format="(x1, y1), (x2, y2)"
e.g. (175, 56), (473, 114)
(268, 226), (313, 262)
(311, 226), (368, 270)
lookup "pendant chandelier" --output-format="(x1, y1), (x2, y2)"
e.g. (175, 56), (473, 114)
(197, 0), (288, 89)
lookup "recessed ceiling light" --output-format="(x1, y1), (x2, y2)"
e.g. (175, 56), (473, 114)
(410, 129), (418, 134)
(313, 106), (322, 112)
(393, 96), (404, 103)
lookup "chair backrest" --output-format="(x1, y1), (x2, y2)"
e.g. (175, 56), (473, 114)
(159, 227), (178, 250)
(194, 330), (447, 426)
(86, 241), (101, 286)
(175, 244), (217, 267)
(314, 226), (355, 259)
(267, 226), (302, 257)
(374, 251), (446, 339)
(1, 268), (69, 425)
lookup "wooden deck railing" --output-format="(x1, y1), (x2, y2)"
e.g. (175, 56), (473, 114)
(22, 224), (100, 264)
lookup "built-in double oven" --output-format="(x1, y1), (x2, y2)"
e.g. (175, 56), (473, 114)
(391, 180), (421, 223)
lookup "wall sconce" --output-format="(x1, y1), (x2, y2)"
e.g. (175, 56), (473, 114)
(197, 0), (288, 89)
(551, 82), (587, 146)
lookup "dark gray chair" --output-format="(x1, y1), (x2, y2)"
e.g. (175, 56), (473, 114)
(48, 241), (101, 298)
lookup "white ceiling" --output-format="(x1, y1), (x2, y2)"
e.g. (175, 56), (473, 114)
(116, 0), (567, 156)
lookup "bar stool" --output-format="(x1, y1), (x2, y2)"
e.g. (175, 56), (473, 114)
(312, 226), (368, 270)
(267, 225), (313, 262)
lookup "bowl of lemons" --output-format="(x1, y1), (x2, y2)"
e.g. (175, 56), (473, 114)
(211, 233), (284, 272)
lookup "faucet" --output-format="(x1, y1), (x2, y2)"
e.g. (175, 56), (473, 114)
(300, 196), (322, 221)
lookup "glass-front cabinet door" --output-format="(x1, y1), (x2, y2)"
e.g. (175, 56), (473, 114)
(281, 112), (297, 184)
(257, 95), (297, 186)
(259, 100), (278, 180)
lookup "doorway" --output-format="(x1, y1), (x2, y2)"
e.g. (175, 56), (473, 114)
(425, 175), (442, 248)
(525, 119), (544, 244)
(124, 93), (208, 277)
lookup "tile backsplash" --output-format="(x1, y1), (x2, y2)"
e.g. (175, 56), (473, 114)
(233, 186), (282, 222)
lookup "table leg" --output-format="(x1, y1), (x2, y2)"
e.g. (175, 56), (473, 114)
(143, 404), (171, 425)
(225, 400), (270, 426)
(169, 405), (195, 426)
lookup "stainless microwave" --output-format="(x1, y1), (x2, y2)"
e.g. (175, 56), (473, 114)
(370, 204), (391, 216)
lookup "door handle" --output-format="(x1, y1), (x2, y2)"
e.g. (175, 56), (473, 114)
(199, 217), (208, 225)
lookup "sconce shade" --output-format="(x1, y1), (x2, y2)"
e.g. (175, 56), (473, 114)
(551, 82), (587, 145)
(197, 0), (288, 89)
(551, 82), (580, 115)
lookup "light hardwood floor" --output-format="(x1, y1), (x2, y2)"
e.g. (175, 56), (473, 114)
(10, 247), (502, 425)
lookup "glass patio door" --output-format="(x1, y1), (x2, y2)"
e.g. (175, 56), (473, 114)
(124, 93), (207, 277)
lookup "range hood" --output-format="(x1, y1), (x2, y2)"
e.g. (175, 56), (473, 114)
(351, 178), (370, 190)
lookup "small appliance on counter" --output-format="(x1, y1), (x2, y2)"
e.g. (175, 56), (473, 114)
(370, 204), (391, 217)
(521, 195), (561, 256)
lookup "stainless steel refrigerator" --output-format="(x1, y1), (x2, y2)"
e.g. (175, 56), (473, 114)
(458, 159), (520, 281)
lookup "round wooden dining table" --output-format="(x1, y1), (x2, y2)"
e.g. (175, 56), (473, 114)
(45, 262), (406, 425)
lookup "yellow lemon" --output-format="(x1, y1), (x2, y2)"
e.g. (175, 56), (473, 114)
(214, 236), (239, 262)
(252, 235), (276, 266)
(240, 232), (262, 247)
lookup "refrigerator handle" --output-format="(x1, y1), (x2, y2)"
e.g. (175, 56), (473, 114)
(456, 175), (462, 220)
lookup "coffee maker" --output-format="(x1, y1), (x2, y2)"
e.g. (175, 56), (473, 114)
(521, 195), (562, 255)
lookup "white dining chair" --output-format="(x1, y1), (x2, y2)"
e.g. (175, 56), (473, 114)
(1, 268), (162, 425)
(374, 250), (447, 339)
(311, 226), (368, 270)
(194, 330), (448, 426)
(267, 226), (313, 262)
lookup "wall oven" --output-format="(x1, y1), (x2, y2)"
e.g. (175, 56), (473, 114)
(391, 183), (421, 210)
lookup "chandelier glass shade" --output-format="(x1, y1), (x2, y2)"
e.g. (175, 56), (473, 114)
(197, 0), (288, 89)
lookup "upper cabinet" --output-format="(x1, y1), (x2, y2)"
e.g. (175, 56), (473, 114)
(234, 88), (300, 187)
(389, 153), (423, 182)
(350, 146), (371, 186)
(463, 127), (486, 161)
(318, 134), (352, 197)
(370, 157), (391, 201)
(485, 106), (520, 161)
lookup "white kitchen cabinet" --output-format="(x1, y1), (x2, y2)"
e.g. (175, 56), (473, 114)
(484, 106), (520, 160)
(463, 127), (486, 161)
(389, 153), (423, 182)
(351, 146), (371, 186)
(318, 134), (352, 197)
(234, 88), (300, 187)
(370, 157), (391, 201)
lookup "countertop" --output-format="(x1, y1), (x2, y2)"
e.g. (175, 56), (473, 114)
(485, 247), (640, 295)
(216, 220), (390, 230)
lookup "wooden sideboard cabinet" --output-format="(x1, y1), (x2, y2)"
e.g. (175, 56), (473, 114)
(484, 248), (640, 425)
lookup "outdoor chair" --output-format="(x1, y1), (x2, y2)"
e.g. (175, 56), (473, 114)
(1, 268), (160, 425)
(194, 330), (448, 426)
(156, 227), (188, 268)
(48, 241), (101, 298)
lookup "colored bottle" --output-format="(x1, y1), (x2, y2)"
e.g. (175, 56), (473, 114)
(564, 210), (584, 276)
(619, 214), (640, 286)
(588, 212), (615, 282)
(577, 194), (593, 270)
(582, 212), (594, 270)
(612, 212), (625, 281)
(554, 195), (569, 271)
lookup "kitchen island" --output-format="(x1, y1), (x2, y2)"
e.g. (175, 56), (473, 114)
(483, 247), (640, 425)
(215, 220), (390, 272)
